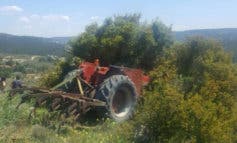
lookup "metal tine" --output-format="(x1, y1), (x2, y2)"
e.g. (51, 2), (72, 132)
(51, 98), (62, 110)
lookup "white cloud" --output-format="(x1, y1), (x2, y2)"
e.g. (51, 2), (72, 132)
(30, 14), (41, 19)
(42, 15), (70, 22)
(4, 13), (72, 37)
(0, 5), (23, 12)
(17, 14), (70, 28)
(61, 16), (70, 21)
(90, 16), (99, 21)
(19, 16), (30, 23)
(29, 14), (70, 22)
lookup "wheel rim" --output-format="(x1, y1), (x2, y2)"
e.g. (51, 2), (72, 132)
(111, 86), (134, 118)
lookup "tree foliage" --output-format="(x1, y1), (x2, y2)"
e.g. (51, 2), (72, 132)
(134, 37), (237, 142)
(40, 59), (75, 88)
(70, 14), (173, 70)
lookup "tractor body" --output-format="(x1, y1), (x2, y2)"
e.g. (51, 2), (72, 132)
(79, 61), (149, 96)
(10, 60), (149, 122)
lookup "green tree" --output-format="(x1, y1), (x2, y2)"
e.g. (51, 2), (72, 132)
(70, 14), (173, 70)
(0, 67), (12, 78)
(134, 37), (237, 142)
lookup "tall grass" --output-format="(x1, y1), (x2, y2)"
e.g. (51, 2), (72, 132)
(0, 93), (132, 143)
(0, 93), (30, 128)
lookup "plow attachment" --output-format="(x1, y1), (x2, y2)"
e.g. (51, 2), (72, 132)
(9, 87), (106, 121)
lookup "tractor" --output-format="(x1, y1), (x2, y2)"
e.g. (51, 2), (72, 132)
(9, 59), (149, 122)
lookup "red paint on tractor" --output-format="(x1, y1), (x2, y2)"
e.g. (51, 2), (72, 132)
(79, 60), (149, 95)
(79, 60), (110, 84)
(123, 68), (149, 96)
(79, 62), (97, 83)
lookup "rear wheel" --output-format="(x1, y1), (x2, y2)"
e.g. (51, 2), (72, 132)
(95, 75), (137, 122)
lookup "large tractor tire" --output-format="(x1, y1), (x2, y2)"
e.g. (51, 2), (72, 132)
(95, 75), (137, 122)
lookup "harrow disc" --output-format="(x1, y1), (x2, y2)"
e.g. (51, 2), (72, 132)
(9, 87), (106, 122)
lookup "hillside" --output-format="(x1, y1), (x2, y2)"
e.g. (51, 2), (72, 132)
(1, 28), (237, 59)
(175, 28), (237, 62)
(0, 33), (66, 56)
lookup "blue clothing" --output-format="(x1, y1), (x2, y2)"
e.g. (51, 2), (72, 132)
(12, 80), (22, 89)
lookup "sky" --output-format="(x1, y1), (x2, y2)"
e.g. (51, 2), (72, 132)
(0, 0), (236, 37)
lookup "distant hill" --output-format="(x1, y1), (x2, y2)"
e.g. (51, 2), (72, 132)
(175, 28), (237, 62)
(50, 37), (73, 45)
(1, 28), (237, 60)
(0, 33), (69, 56)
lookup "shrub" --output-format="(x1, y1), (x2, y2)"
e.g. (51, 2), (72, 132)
(70, 14), (173, 70)
(132, 38), (237, 142)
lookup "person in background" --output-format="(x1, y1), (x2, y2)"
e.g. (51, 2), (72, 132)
(0, 77), (6, 92)
(11, 75), (22, 89)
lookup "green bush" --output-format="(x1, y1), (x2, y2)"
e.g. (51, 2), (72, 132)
(40, 59), (75, 88)
(0, 66), (12, 78)
(0, 94), (30, 129)
(70, 14), (173, 70)
(132, 38), (237, 142)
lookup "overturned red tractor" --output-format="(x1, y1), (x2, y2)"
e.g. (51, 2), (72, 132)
(10, 60), (149, 122)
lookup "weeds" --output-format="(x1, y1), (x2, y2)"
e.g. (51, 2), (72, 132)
(0, 93), (131, 143)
